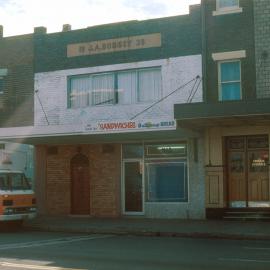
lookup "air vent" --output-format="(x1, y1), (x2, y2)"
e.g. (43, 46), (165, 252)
(102, 144), (115, 154)
(47, 146), (58, 155)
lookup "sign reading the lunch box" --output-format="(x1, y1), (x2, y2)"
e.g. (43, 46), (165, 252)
(67, 33), (161, 57)
(84, 119), (175, 133)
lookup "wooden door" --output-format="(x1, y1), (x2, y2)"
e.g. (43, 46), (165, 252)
(71, 154), (90, 215)
(228, 151), (246, 204)
(227, 135), (269, 207)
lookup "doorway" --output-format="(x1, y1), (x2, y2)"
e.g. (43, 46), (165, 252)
(226, 135), (269, 208)
(71, 153), (90, 215)
(123, 160), (144, 215)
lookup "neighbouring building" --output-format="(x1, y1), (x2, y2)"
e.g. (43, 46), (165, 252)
(0, 27), (35, 186)
(175, 0), (270, 218)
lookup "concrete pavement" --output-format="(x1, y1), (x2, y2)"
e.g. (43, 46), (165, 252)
(23, 216), (270, 241)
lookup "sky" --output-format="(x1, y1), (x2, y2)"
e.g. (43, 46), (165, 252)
(0, 0), (200, 37)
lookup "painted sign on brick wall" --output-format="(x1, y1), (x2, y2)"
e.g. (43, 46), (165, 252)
(67, 33), (161, 57)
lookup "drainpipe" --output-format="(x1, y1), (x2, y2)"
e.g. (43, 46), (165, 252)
(201, 0), (207, 103)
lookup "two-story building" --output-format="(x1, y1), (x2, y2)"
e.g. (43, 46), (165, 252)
(175, 0), (270, 218)
(0, 5), (203, 219)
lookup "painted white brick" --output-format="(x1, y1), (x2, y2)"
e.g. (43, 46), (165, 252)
(34, 55), (202, 127)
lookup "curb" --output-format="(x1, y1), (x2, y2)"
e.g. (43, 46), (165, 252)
(23, 225), (270, 241)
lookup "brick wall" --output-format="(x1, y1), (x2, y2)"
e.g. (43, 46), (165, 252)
(254, 0), (270, 98)
(44, 144), (121, 217)
(0, 34), (34, 127)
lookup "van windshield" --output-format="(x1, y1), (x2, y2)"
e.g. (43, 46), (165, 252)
(0, 173), (31, 191)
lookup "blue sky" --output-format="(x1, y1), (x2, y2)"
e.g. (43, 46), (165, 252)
(0, 0), (200, 37)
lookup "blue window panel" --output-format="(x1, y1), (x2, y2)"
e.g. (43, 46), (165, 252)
(221, 82), (241, 101)
(146, 162), (188, 202)
(221, 62), (240, 82)
(219, 0), (238, 8)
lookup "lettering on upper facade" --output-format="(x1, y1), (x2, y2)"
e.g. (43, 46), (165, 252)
(67, 33), (161, 57)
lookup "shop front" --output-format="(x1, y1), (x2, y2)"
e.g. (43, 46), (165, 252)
(122, 142), (189, 217)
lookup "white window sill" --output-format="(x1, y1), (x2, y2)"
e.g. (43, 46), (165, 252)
(213, 7), (243, 16)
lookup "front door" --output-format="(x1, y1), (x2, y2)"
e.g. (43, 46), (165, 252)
(71, 154), (90, 215)
(227, 136), (269, 208)
(123, 160), (143, 214)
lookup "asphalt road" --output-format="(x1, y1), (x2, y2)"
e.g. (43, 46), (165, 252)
(0, 230), (269, 270)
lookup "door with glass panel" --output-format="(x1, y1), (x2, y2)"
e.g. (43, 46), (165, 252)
(247, 137), (269, 206)
(123, 160), (143, 214)
(122, 144), (144, 214)
(227, 136), (269, 208)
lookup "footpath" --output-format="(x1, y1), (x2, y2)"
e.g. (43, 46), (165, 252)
(24, 216), (270, 241)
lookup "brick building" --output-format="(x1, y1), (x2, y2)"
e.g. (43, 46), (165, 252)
(0, 5), (202, 219)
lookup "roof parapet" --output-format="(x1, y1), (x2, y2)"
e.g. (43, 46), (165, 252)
(62, 24), (72, 32)
(34, 26), (47, 35)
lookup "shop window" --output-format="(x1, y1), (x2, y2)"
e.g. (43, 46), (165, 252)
(145, 161), (188, 202)
(68, 67), (162, 108)
(219, 60), (241, 101)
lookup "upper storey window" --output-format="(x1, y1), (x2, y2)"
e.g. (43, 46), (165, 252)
(68, 67), (162, 109)
(0, 78), (4, 94)
(0, 69), (8, 95)
(213, 0), (242, 16)
(218, 0), (239, 9)
(212, 50), (246, 101)
(219, 60), (241, 101)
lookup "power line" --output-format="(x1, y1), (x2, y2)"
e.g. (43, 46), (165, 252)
(35, 90), (50, 125)
(130, 75), (200, 120)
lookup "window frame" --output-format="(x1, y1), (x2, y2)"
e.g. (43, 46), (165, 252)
(67, 66), (162, 109)
(0, 76), (5, 95)
(218, 59), (242, 101)
(213, 0), (242, 16)
(217, 0), (239, 11)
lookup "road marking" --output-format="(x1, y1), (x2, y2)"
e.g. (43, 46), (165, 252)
(244, 246), (270, 250)
(0, 261), (85, 270)
(219, 258), (270, 264)
(0, 235), (114, 250)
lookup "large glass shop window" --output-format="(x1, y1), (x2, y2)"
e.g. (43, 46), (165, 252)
(145, 143), (188, 203)
(145, 161), (188, 202)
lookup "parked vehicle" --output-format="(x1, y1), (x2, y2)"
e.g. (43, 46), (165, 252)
(0, 170), (36, 222)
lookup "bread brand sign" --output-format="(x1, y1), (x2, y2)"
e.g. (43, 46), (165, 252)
(84, 119), (175, 133)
